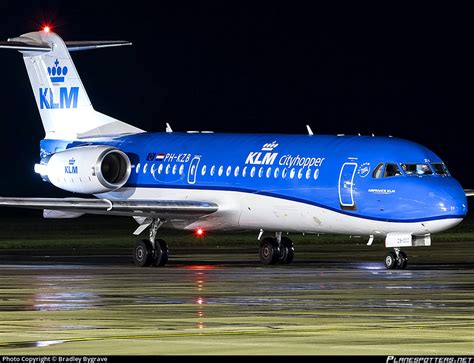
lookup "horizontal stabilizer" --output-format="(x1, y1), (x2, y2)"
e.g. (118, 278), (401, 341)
(65, 40), (132, 51)
(0, 40), (51, 52)
(0, 197), (218, 219)
(0, 38), (131, 53)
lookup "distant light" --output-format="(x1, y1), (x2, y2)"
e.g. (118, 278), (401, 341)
(43, 25), (51, 33)
(195, 228), (204, 237)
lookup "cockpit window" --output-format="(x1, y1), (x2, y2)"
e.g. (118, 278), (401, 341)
(431, 163), (450, 176)
(400, 163), (433, 176)
(384, 163), (402, 177)
(372, 163), (384, 179)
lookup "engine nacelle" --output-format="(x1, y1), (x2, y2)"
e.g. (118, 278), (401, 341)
(35, 145), (131, 194)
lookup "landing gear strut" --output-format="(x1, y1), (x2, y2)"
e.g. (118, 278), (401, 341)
(258, 232), (294, 265)
(384, 248), (408, 270)
(132, 219), (169, 267)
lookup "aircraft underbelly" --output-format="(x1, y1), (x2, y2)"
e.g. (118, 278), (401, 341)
(99, 187), (460, 235)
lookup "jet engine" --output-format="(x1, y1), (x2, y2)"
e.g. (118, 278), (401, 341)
(35, 145), (131, 194)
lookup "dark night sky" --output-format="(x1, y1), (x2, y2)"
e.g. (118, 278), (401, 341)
(0, 2), (473, 199)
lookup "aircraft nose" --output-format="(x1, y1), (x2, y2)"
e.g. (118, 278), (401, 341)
(429, 177), (468, 216)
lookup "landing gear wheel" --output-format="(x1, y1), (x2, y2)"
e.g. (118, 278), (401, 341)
(152, 238), (169, 267)
(279, 237), (295, 264)
(397, 251), (408, 269)
(133, 239), (153, 267)
(259, 237), (279, 265)
(384, 251), (397, 270)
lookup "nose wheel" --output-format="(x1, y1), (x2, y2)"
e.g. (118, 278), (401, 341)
(384, 249), (408, 270)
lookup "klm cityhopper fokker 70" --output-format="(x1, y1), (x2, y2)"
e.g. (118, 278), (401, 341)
(1, 30), (472, 269)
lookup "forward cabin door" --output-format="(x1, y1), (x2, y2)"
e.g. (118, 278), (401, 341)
(338, 162), (357, 210)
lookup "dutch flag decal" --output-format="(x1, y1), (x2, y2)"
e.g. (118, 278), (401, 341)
(156, 153), (165, 161)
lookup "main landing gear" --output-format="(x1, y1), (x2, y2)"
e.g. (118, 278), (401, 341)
(259, 232), (295, 265)
(384, 248), (408, 270)
(132, 219), (169, 267)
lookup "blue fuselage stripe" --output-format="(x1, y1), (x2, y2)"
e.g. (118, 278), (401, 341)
(123, 182), (464, 223)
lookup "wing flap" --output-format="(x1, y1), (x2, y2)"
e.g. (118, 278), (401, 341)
(0, 197), (218, 219)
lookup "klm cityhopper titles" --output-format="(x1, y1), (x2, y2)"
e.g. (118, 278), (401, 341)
(0, 29), (472, 269)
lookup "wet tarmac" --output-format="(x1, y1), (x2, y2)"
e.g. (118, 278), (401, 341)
(0, 247), (473, 355)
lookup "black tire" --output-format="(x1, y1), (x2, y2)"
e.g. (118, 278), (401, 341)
(259, 237), (279, 265)
(152, 238), (169, 267)
(279, 237), (295, 264)
(133, 239), (152, 267)
(397, 251), (408, 269)
(384, 251), (397, 270)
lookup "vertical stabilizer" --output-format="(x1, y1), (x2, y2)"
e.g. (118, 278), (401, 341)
(1, 30), (144, 140)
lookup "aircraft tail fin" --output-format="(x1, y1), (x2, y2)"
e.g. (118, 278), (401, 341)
(0, 31), (144, 140)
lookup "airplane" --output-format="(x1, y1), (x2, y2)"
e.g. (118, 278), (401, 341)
(0, 29), (472, 269)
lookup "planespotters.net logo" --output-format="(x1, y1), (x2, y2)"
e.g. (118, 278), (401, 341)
(387, 357), (473, 363)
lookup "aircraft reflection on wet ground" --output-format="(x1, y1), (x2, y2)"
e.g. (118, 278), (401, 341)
(0, 247), (473, 355)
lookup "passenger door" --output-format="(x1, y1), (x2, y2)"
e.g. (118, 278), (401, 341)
(338, 162), (357, 210)
(187, 156), (200, 184)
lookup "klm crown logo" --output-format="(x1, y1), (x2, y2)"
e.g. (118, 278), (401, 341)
(245, 141), (279, 165)
(39, 59), (78, 110)
(65, 158), (78, 174)
(262, 141), (279, 151)
(47, 59), (68, 83)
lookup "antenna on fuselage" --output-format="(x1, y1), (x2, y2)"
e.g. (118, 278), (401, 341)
(306, 124), (314, 136)
(165, 123), (173, 133)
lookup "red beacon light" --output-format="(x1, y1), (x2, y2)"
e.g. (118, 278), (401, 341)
(195, 228), (205, 238)
(42, 26), (51, 33)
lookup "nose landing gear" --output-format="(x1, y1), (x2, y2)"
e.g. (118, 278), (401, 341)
(384, 248), (408, 270)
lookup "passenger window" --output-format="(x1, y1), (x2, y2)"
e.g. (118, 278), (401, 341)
(313, 169), (319, 180)
(143, 163), (148, 174)
(151, 164), (156, 174)
(372, 163), (384, 178)
(218, 166), (223, 176)
(158, 164), (163, 174)
(234, 166), (240, 177)
(274, 167), (280, 178)
(201, 165), (207, 176)
(165, 164), (170, 175)
(290, 168), (295, 179)
(179, 165), (184, 175)
(384, 163), (402, 177)
(226, 166), (232, 177)
(172, 164), (177, 175)
(282, 168), (287, 178)
(266, 167), (272, 178)
(136, 163), (141, 174)
(258, 167), (264, 178)
(297, 169), (303, 179)
(242, 166), (247, 177)
(251, 167), (256, 177)
(306, 169), (311, 180)
(210, 165), (215, 176)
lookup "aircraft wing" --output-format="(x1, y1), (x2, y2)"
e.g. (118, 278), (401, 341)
(0, 197), (218, 219)
(466, 189), (474, 197)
